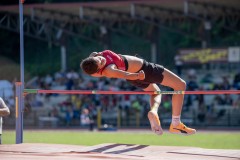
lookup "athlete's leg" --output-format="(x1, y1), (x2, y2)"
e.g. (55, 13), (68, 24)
(144, 84), (163, 135)
(161, 68), (196, 135)
(161, 68), (186, 117)
(144, 84), (161, 112)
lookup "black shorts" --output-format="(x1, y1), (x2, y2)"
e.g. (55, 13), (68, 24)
(127, 60), (165, 89)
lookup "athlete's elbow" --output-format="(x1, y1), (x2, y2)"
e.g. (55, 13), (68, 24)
(0, 109), (10, 117)
(6, 109), (10, 116)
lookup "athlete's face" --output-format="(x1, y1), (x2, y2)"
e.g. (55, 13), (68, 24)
(93, 56), (106, 70)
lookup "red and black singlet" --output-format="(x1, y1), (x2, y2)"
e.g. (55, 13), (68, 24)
(96, 50), (127, 74)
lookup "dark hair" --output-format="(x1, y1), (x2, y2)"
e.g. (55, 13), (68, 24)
(80, 57), (99, 74)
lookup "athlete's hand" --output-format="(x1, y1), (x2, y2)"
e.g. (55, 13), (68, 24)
(138, 70), (145, 80)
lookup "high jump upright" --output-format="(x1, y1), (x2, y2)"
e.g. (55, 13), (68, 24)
(15, 0), (25, 144)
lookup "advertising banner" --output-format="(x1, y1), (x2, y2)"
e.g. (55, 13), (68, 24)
(178, 48), (228, 64)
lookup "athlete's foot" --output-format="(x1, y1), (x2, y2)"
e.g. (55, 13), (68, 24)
(148, 111), (163, 135)
(169, 122), (196, 135)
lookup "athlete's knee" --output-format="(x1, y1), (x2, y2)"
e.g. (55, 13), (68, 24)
(175, 79), (186, 91)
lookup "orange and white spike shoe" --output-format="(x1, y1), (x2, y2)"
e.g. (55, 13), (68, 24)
(169, 122), (196, 135)
(148, 111), (163, 135)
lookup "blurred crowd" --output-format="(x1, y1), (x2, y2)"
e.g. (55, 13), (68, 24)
(25, 69), (150, 128)
(1, 68), (240, 127)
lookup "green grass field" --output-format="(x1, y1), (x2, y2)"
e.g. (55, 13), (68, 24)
(2, 130), (240, 149)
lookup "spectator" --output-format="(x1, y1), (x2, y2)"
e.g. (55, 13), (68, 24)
(233, 95), (240, 109)
(49, 106), (59, 118)
(185, 74), (198, 109)
(222, 76), (231, 90)
(174, 55), (183, 76)
(197, 102), (206, 125)
(223, 94), (233, 106)
(213, 95), (225, 105)
(233, 71), (240, 89)
(44, 74), (53, 86)
(80, 108), (94, 131)
(54, 70), (65, 85)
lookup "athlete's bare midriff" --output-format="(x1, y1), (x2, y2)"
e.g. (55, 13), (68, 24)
(122, 55), (144, 73)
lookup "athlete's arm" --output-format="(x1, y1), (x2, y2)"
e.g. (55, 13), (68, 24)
(0, 98), (10, 117)
(91, 72), (103, 78)
(103, 64), (145, 80)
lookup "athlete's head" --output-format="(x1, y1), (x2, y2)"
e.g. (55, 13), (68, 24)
(80, 57), (98, 74)
(80, 56), (106, 74)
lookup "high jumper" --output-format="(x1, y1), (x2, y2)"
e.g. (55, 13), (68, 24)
(80, 49), (196, 135)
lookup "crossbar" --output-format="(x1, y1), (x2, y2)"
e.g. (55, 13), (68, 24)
(24, 89), (240, 95)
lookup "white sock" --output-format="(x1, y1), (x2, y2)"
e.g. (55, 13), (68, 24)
(172, 115), (181, 127)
